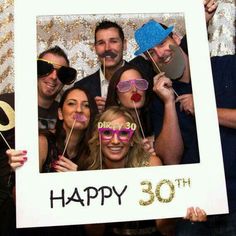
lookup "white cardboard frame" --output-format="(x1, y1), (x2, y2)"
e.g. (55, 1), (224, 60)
(14, 0), (228, 228)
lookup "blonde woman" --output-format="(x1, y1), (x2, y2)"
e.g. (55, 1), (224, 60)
(85, 106), (206, 236)
(87, 106), (161, 170)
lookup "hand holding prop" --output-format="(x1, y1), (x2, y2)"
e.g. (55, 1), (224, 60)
(147, 49), (179, 97)
(131, 94), (145, 139)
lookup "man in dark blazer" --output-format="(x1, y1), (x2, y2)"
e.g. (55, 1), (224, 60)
(74, 20), (127, 112)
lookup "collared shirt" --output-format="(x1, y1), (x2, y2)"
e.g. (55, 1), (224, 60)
(99, 60), (126, 97)
(99, 69), (109, 98)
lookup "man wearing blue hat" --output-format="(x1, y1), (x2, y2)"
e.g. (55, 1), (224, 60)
(131, 19), (195, 166)
(132, 9), (236, 236)
(130, 0), (220, 165)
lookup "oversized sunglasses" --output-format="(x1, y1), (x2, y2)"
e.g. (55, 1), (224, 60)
(37, 59), (77, 85)
(116, 79), (149, 93)
(98, 128), (134, 142)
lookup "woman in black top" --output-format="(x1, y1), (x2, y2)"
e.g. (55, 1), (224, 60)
(8, 86), (98, 173)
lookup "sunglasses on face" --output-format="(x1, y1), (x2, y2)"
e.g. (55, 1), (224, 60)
(98, 128), (134, 142)
(116, 79), (149, 93)
(37, 59), (77, 85)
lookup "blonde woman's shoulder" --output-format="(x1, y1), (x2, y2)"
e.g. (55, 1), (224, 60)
(149, 154), (162, 167)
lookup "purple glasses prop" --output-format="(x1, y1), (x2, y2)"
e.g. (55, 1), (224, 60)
(98, 128), (134, 142)
(116, 79), (149, 93)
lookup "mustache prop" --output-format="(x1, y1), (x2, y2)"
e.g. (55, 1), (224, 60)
(100, 51), (117, 59)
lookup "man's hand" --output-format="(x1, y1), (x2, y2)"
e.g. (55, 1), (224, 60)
(184, 207), (207, 222)
(153, 72), (175, 104)
(176, 94), (194, 115)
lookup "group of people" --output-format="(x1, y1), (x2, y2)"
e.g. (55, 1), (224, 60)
(1, 0), (236, 235)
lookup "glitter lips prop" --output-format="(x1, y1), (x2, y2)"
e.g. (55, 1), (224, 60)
(74, 113), (87, 122)
(131, 93), (142, 102)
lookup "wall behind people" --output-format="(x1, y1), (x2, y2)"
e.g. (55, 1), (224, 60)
(0, 0), (235, 93)
(36, 13), (187, 86)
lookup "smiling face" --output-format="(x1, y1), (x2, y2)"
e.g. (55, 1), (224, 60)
(100, 116), (133, 169)
(117, 69), (146, 109)
(58, 89), (90, 133)
(38, 53), (65, 101)
(147, 36), (178, 65)
(146, 35), (189, 80)
(95, 27), (126, 69)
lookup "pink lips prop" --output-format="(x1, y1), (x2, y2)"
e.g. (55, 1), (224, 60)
(131, 93), (141, 102)
(74, 113), (87, 122)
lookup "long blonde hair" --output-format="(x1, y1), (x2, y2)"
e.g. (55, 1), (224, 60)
(86, 106), (150, 170)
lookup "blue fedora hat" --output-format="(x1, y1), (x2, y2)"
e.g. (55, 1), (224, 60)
(134, 20), (174, 56)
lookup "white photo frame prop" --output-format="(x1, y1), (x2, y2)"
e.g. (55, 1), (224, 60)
(14, 0), (228, 228)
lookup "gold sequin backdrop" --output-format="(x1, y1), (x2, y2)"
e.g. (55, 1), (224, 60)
(0, 0), (235, 93)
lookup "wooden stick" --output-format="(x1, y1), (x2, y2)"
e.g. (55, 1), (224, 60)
(172, 88), (179, 97)
(146, 51), (162, 73)
(103, 58), (106, 79)
(0, 131), (12, 149)
(99, 135), (103, 170)
(62, 119), (76, 156)
(132, 101), (145, 139)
